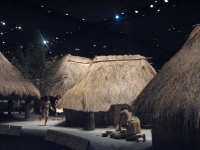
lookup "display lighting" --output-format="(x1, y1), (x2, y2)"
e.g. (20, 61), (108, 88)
(150, 5), (154, 8)
(135, 10), (139, 13)
(164, 0), (169, 2)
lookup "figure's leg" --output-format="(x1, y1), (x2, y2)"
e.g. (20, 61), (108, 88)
(55, 112), (57, 120)
(44, 117), (48, 126)
(142, 134), (146, 142)
(136, 134), (146, 142)
(126, 134), (139, 142)
(44, 110), (49, 125)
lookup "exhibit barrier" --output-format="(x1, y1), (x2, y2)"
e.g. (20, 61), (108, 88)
(45, 129), (90, 150)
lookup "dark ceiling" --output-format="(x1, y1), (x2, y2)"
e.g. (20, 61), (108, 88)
(1, 0), (199, 70)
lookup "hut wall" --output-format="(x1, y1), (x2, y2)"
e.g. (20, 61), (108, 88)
(64, 109), (85, 127)
(0, 101), (7, 111)
(152, 117), (199, 150)
(64, 109), (109, 127)
(64, 104), (131, 127)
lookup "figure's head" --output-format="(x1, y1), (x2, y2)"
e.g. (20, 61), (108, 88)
(45, 97), (49, 101)
(120, 106), (129, 111)
(57, 95), (61, 99)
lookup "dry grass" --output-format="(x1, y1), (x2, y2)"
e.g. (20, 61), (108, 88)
(132, 26), (200, 149)
(59, 54), (156, 112)
(43, 54), (92, 97)
(0, 53), (40, 100)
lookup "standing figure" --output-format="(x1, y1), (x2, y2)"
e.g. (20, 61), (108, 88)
(40, 97), (55, 126)
(116, 106), (146, 142)
(55, 95), (64, 120)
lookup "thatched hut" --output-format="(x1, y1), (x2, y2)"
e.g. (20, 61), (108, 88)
(131, 26), (200, 149)
(0, 52), (40, 118)
(43, 54), (92, 97)
(59, 54), (156, 129)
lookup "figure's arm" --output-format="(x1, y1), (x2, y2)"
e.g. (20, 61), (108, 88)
(116, 111), (124, 131)
(118, 113), (123, 132)
(49, 101), (55, 111)
(40, 102), (43, 112)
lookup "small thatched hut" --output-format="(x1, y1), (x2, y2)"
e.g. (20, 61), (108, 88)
(131, 26), (200, 150)
(59, 54), (156, 129)
(0, 52), (40, 118)
(43, 54), (92, 97)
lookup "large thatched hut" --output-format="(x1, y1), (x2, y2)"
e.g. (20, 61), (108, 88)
(0, 52), (40, 118)
(131, 26), (200, 149)
(59, 54), (156, 129)
(43, 54), (92, 97)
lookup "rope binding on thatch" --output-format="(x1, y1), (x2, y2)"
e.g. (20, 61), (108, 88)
(68, 57), (152, 64)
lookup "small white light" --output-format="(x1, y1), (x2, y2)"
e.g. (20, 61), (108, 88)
(121, 12), (124, 14)
(150, 4), (154, 8)
(135, 10), (139, 13)
(2, 42), (5, 43)
(19, 26), (21, 29)
(157, 9), (160, 11)
(66, 13), (68, 15)
(164, 0), (168, 3)
(94, 45), (96, 47)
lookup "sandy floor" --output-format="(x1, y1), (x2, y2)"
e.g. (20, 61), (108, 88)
(0, 112), (152, 150)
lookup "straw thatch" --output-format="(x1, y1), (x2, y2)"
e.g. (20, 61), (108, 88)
(43, 54), (92, 97)
(59, 54), (156, 112)
(0, 53), (40, 100)
(131, 26), (200, 150)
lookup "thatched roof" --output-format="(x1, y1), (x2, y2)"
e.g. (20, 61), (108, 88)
(43, 54), (92, 97)
(59, 54), (156, 112)
(0, 53), (40, 100)
(131, 26), (200, 126)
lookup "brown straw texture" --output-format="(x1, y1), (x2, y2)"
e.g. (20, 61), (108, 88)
(59, 54), (156, 112)
(131, 25), (200, 149)
(0, 53), (40, 100)
(43, 54), (92, 97)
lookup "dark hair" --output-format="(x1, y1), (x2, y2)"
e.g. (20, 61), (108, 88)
(57, 95), (61, 98)
(121, 106), (129, 111)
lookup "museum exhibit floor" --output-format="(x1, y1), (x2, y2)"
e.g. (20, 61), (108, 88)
(0, 113), (152, 150)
